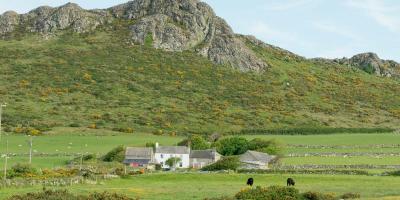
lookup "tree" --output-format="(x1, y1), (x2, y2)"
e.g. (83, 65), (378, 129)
(261, 139), (285, 156)
(248, 138), (285, 157)
(201, 156), (240, 171)
(214, 137), (249, 156)
(166, 157), (182, 170)
(102, 146), (125, 162)
(178, 135), (210, 150)
(146, 142), (156, 151)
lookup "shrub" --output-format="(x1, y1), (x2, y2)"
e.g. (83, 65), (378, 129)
(69, 123), (81, 127)
(234, 128), (394, 135)
(237, 169), (369, 176)
(248, 138), (285, 156)
(112, 127), (134, 133)
(152, 129), (164, 135)
(384, 170), (400, 176)
(7, 189), (134, 200)
(201, 156), (240, 171)
(340, 193), (361, 199)
(102, 146), (125, 162)
(178, 135), (210, 150)
(214, 137), (249, 156)
(204, 197), (234, 200)
(8, 163), (37, 178)
(85, 191), (134, 200)
(82, 154), (97, 161)
(41, 168), (79, 178)
(146, 142), (156, 150)
(235, 186), (300, 200)
(302, 191), (335, 200)
(166, 157), (182, 169)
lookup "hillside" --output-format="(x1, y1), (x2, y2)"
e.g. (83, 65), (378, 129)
(0, 0), (399, 135)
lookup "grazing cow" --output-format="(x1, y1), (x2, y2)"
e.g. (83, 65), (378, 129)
(287, 178), (295, 186)
(247, 178), (254, 186)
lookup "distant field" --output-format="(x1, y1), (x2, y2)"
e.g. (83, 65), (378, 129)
(0, 128), (183, 154)
(282, 156), (400, 165)
(1, 173), (400, 200)
(242, 133), (400, 145)
(0, 129), (399, 172)
(0, 128), (183, 169)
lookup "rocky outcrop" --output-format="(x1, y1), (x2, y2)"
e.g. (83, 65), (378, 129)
(242, 35), (305, 62)
(0, 3), (110, 35)
(0, 0), (268, 72)
(332, 53), (400, 78)
(109, 0), (267, 71)
(0, 11), (19, 35)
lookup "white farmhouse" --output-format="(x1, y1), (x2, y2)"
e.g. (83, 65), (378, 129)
(154, 143), (190, 169)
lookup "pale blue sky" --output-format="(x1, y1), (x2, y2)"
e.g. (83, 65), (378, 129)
(0, 0), (399, 61)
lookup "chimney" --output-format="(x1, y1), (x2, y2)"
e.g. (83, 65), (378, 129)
(155, 142), (159, 149)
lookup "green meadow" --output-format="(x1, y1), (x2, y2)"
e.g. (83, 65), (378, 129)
(0, 128), (399, 173)
(1, 173), (400, 200)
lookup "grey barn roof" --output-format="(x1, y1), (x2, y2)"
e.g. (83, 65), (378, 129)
(239, 151), (276, 163)
(125, 147), (153, 160)
(190, 149), (220, 159)
(155, 146), (190, 154)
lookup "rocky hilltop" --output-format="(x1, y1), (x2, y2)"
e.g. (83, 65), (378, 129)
(0, 0), (398, 76)
(0, 0), (267, 72)
(332, 53), (400, 78)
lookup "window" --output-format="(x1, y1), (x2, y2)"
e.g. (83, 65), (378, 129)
(179, 162), (183, 167)
(161, 154), (163, 158)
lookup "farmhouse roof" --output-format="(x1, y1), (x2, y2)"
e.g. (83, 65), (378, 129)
(155, 146), (190, 154)
(239, 151), (276, 163)
(125, 147), (154, 160)
(190, 149), (220, 159)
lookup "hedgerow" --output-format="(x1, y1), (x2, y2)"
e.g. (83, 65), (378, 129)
(7, 189), (134, 200)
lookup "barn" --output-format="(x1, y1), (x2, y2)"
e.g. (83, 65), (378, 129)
(123, 147), (155, 169)
(239, 150), (276, 169)
(190, 149), (221, 168)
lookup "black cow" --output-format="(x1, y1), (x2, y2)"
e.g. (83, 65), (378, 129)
(247, 178), (254, 186)
(287, 178), (295, 186)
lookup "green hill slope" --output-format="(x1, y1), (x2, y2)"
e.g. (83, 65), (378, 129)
(0, 19), (399, 135)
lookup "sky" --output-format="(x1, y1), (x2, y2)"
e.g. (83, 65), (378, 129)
(0, 0), (399, 62)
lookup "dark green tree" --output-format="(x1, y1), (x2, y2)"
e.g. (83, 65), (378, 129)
(102, 146), (125, 162)
(214, 137), (249, 156)
(178, 135), (210, 150)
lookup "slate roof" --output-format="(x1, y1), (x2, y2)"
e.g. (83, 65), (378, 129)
(190, 149), (220, 159)
(155, 146), (190, 154)
(239, 151), (276, 164)
(125, 147), (153, 160)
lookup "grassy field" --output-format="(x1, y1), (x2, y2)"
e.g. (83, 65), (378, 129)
(0, 129), (399, 171)
(0, 128), (183, 169)
(282, 156), (400, 165)
(242, 134), (400, 145)
(1, 173), (400, 200)
(0, 128), (183, 154)
(0, 129), (399, 199)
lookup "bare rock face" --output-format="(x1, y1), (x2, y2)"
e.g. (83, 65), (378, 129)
(0, 11), (19, 35)
(0, 3), (111, 36)
(333, 53), (400, 78)
(109, 0), (268, 71)
(0, 0), (267, 71)
(22, 3), (110, 33)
